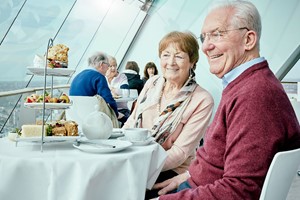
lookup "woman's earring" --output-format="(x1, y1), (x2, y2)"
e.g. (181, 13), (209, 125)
(189, 68), (194, 78)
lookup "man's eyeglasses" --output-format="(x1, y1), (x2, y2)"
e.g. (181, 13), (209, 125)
(199, 27), (249, 43)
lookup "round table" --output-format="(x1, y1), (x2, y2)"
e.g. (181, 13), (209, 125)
(0, 137), (166, 200)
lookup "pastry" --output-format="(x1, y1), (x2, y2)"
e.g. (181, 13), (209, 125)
(25, 93), (70, 103)
(64, 121), (79, 136)
(47, 44), (69, 68)
(59, 94), (70, 103)
(51, 126), (67, 136)
(21, 124), (48, 137)
(21, 120), (78, 137)
(47, 120), (78, 136)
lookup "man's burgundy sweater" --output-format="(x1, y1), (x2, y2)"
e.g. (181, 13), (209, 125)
(160, 61), (300, 200)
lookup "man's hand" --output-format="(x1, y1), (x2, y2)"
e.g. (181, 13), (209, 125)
(152, 172), (190, 195)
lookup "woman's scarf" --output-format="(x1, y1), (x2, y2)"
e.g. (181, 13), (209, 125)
(134, 72), (197, 144)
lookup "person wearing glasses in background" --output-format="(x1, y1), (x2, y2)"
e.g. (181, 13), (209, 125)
(106, 56), (129, 95)
(150, 1), (300, 200)
(69, 51), (119, 118)
(123, 31), (214, 199)
(106, 56), (130, 125)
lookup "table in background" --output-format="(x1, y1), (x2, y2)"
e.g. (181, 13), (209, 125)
(0, 138), (166, 200)
(114, 96), (136, 103)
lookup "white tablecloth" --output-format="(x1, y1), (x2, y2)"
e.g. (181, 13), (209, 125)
(0, 138), (167, 200)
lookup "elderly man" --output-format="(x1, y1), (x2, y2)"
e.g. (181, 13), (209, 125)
(69, 51), (119, 117)
(150, 0), (300, 199)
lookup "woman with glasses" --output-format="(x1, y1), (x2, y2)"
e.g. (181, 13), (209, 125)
(106, 56), (130, 125)
(69, 51), (119, 117)
(123, 31), (214, 199)
(106, 56), (129, 94)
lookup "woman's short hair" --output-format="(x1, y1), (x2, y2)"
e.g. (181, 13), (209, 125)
(125, 61), (140, 74)
(88, 51), (108, 68)
(143, 62), (158, 79)
(158, 31), (199, 70)
(108, 55), (117, 67)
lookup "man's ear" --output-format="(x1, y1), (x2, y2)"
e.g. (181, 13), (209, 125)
(244, 30), (257, 50)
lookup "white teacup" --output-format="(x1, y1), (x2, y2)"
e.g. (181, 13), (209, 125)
(123, 128), (150, 142)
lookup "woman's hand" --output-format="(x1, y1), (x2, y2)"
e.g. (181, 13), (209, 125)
(152, 172), (190, 195)
(149, 73), (154, 78)
(110, 87), (119, 96)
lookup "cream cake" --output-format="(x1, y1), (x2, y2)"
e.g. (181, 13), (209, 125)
(21, 125), (48, 137)
(21, 120), (78, 137)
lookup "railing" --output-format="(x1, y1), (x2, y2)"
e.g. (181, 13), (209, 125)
(0, 84), (70, 98)
(0, 84), (70, 134)
(276, 44), (300, 81)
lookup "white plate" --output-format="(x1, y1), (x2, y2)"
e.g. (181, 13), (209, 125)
(16, 135), (80, 142)
(24, 102), (72, 109)
(27, 67), (75, 76)
(113, 95), (122, 99)
(110, 128), (124, 138)
(118, 136), (155, 146)
(114, 97), (136, 103)
(73, 139), (132, 153)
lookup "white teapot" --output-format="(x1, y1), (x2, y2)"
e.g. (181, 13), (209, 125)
(82, 105), (113, 139)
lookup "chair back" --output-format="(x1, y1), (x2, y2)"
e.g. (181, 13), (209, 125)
(259, 148), (300, 200)
(127, 89), (138, 113)
(66, 95), (120, 130)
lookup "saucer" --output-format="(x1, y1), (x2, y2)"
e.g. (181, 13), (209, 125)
(73, 139), (132, 153)
(118, 136), (155, 146)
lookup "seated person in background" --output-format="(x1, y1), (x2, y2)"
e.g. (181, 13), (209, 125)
(69, 51), (119, 118)
(142, 62), (158, 84)
(106, 56), (129, 95)
(123, 31), (214, 199)
(123, 61), (144, 94)
(106, 56), (130, 125)
(150, 1), (300, 200)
